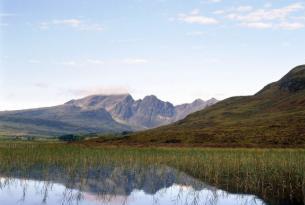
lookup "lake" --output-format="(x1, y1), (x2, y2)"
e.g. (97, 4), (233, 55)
(0, 165), (266, 205)
(0, 143), (304, 205)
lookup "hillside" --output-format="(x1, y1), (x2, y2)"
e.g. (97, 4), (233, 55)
(0, 104), (130, 137)
(0, 94), (217, 138)
(95, 65), (305, 147)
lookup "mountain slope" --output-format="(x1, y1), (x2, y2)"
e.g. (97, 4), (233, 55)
(66, 94), (217, 130)
(0, 104), (130, 137)
(116, 65), (305, 146)
(0, 94), (217, 137)
(175, 98), (218, 120)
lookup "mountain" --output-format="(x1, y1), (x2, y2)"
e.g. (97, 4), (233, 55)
(65, 94), (217, 130)
(175, 98), (218, 120)
(109, 65), (305, 147)
(0, 103), (130, 137)
(0, 94), (217, 137)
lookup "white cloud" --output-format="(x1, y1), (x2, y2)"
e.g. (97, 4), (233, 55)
(213, 5), (253, 15)
(39, 22), (50, 30)
(180, 15), (218, 25)
(222, 3), (305, 30)
(178, 10), (219, 25)
(60, 61), (78, 66)
(123, 58), (148, 65)
(190, 9), (200, 15)
(213, 10), (225, 15)
(111, 38), (143, 44)
(67, 86), (130, 97)
(277, 22), (304, 30)
(87, 59), (105, 65)
(56, 58), (148, 67)
(39, 19), (103, 31)
(28, 59), (41, 64)
(78, 23), (103, 31)
(52, 19), (82, 27)
(292, 16), (305, 21)
(55, 59), (106, 67)
(240, 22), (273, 29)
(204, 0), (222, 3)
(239, 21), (304, 30)
(235, 6), (253, 13)
(226, 3), (303, 22)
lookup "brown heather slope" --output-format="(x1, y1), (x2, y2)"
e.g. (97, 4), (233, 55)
(87, 65), (305, 147)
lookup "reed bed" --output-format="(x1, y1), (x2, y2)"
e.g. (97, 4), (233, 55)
(0, 142), (304, 204)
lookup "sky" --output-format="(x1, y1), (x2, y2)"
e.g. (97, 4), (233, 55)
(0, 0), (305, 111)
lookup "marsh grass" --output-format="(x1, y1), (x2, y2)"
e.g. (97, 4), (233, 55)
(0, 142), (304, 204)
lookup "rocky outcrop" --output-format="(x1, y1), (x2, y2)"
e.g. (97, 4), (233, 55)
(67, 94), (218, 129)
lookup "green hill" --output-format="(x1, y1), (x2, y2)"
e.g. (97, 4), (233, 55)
(93, 65), (305, 147)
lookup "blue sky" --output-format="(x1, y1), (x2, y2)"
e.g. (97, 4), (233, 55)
(0, 0), (305, 110)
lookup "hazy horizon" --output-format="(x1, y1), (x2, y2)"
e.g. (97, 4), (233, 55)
(1, 0), (305, 110)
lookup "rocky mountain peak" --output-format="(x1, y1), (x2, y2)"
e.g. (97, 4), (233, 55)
(142, 95), (159, 102)
(206, 98), (218, 104)
(65, 94), (132, 109)
(192, 99), (205, 106)
(174, 98), (218, 120)
(122, 94), (134, 103)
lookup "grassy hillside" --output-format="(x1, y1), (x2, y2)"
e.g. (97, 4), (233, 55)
(88, 65), (305, 147)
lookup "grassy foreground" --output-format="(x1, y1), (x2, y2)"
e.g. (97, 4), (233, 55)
(0, 142), (304, 204)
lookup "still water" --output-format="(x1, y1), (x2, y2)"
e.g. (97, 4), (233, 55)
(0, 166), (265, 205)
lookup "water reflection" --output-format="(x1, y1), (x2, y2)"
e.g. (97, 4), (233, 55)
(0, 178), (264, 205)
(0, 165), (265, 205)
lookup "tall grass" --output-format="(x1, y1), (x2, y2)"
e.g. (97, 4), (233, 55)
(0, 142), (304, 205)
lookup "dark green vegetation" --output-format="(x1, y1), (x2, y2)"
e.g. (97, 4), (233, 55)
(100, 65), (305, 147)
(0, 142), (304, 205)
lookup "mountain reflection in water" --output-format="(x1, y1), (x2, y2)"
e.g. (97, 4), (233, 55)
(0, 165), (265, 205)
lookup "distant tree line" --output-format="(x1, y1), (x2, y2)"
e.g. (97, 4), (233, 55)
(58, 131), (133, 142)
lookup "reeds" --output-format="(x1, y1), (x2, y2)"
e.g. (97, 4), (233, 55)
(0, 142), (304, 205)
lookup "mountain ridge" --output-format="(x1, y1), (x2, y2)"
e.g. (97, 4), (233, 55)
(0, 94), (217, 137)
(64, 94), (218, 130)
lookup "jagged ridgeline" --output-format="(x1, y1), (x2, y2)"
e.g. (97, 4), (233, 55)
(0, 94), (217, 138)
(114, 65), (305, 146)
